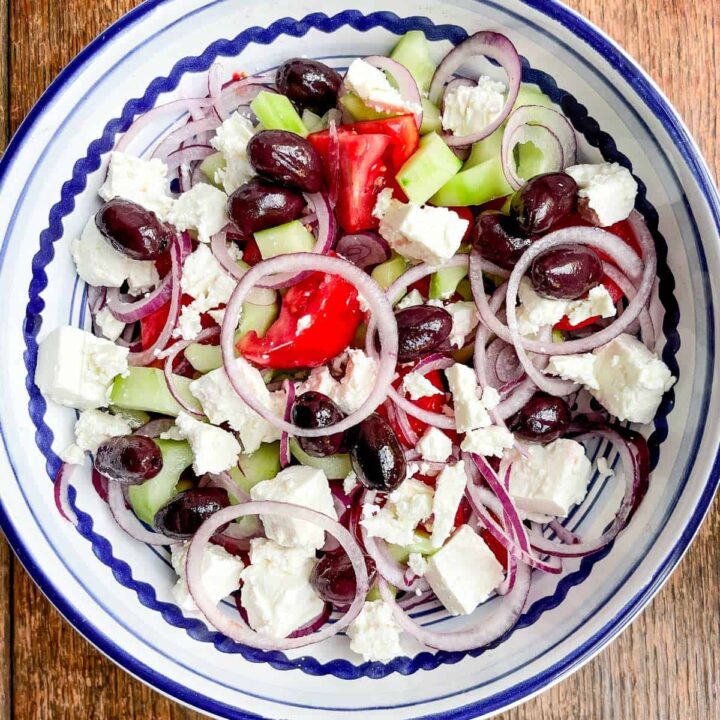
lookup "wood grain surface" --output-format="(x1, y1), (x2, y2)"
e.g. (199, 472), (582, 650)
(0, 1), (718, 718)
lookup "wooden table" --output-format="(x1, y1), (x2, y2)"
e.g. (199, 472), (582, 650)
(1, 1), (718, 717)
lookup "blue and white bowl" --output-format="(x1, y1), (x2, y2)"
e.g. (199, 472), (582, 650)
(0, 1), (718, 718)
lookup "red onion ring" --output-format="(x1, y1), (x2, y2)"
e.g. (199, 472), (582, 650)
(363, 55), (423, 128)
(221, 253), (397, 437)
(107, 481), (174, 545)
(164, 144), (215, 172)
(106, 275), (173, 323)
(279, 380), (295, 469)
(208, 62), (225, 121)
(152, 116), (220, 161)
(186, 502), (369, 648)
(218, 78), (274, 119)
(204, 471), (250, 503)
(336, 231), (391, 270)
(385, 399), (419, 446)
(54, 463), (79, 526)
(601, 263), (655, 348)
(429, 31), (522, 146)
(361, 528), (429, 593)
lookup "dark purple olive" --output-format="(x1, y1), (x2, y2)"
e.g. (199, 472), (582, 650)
(348, 413), (407, 493)
(510, 172), (578, 234)
(510, 393), (572, 444)
(310, 550), (376, 608)
(246, 130), (324, 193)
(276, 58), (343, 115)
(95, 198), (174, 260)
(530, 244), (604, 300)
(396, 306), (453, 362)
(94, 435), (163, 485)
(470, 212), (535, 271)
(154, 488), (230, 539)
(292, 391), (347, 457)
(228, 178), (305, 235)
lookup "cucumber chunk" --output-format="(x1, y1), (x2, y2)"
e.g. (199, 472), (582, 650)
(514, 84), (555, 111)
(110, 367), (202, 417)
(371, 254), (408, 290)
(254, 220), (315, 259)
(289, 438), (352, 479)
(128, 440), (194, 526)
(108, 406), (150, 428)
(200, 152), (226, 188)
(463, 127), (504, 170)
(396, 132), (462, 204)
(420, 98), (442, 135)
(430, 156), (512, 207)
(340, 93), (392, 122)
(232, 442), (282, 495)
(302, 109), (325, 134)
(367, 582), (396, 601)
(390, 31), (436, 96)
(250, 91), (309, 137)
(387, 531), (437, 563)
(429, 265), (469, 300)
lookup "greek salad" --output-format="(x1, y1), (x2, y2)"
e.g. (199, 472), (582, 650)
(37, 30), (676, 661)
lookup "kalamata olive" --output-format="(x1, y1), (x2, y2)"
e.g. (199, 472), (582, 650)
(510, 392), (571, 444)
(396, 306), (453, 362)
(530, 244), (604, 300)
(348, 413), (407, 492)
(292, 391), (347, 457)
(228, 178), (305, 235)
(154, 488), (230, 539)
(276, 58), (343, 115)
(310, 550), (376, 608)
(95, 198), (174, 260)
(470, 212), (535, 271)
(94, 435), (163, 485)
(246, 130), (324, 193)
(510, 172), (578, 234)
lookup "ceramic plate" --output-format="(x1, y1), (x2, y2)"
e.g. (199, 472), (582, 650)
(0, 1), (718, 718)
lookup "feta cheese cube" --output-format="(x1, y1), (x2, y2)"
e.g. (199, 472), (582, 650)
(250, 466), (337, 551)
(407, 552), (428, 578)
(445, 301), (480, 349)
(71, 217), (159, 290)
(171, 541), (244, 616)
(174, 411), (241, 474)
(442, 76), (506, 137)
(565, 162), (638, 227)
(211, 112), (256, 194)
(402, 371), (442, 401)
(167, 183), (229, 243)
(240, 538), (323, 639)
(482, 386), (500, 410)
(36, 326), (129, 410)
(347, 599), (403, 662)
(95, 306), (126, 342)
(445, 363), (492, 432)
(377, 199), (469, 265)
(516, 278), (568, 335)
(509, 438), (591, 517)
(425, 525), (504, 615)
(395, 288), (424, 310)
(461, 425), (515, 458)
(565, 284), (617, 326)
(72, 408), (131, 455)
(99, 151), (174, 219)
(190, 359), (280, 453)
(417, 427), (453, 463)
(430, 461), (467, 547)
(548, 333), (676, 423)
(344, 59), (420, 115)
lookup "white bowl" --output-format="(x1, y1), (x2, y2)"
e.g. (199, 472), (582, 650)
(0, 1), (718, 718)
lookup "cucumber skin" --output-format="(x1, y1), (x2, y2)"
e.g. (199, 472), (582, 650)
(234, 442), (282, 494)
(430, 156), (512, 207)
(429, 265), (469, 300)
(110, 367), (202, 417)
(250, 91), (309, 137)
(289, 438), (352, 479)
(371, 255), (408, 290)
(390, 31), (436, 95)
(254, 220), (316, 259)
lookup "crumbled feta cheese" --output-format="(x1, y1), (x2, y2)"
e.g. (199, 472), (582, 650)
(159, 425), (186, 441)
(445, 363), (492, 432)
(99, 151), (174, 219)
(250, 466), (337, 551)
(210, 112), (256, 193)
(167, 183), (229, 243)
(347, 599), (403, 662)
(59, 443), (86, 466)
(171, 541), (244, 616)
(461, 425), (515, 457)
(94, 306), (126, 342)
(402, 372), (442, 401)
(565, 162), (638, 227)
(174, 411), (241, 474)
(395, 288), (424, 310)
(240, 538), (323, 639)
(482, 386), (500, 410)
(189, 359), (281, 453)
(417, 427), (453, 463)
(377, 198), (469, 265)
(373, 187), (395, 220)
(345, 59), (420, 115)
(547, 334), (676, 423)
(36, 326), (129, 410)
(425, 525), (504, 615)
(71, 217), (159, 290)
(516, 278), (568, 335)
(442, 76), (506, 137)
(407, 552), (428, 578)
(430, 461), (467, 547)
(565, 285), (617, 326)
(72, 408), (131, 455)
(445, 301), (480, 349)
(343, 471), (359, 495)
(508, 438), (591, 517)
(361, 479), (434, 546)
(596, 456), (615, 478)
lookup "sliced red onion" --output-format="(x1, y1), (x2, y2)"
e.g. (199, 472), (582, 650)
(54, 463), (79, 526)
(548, 519), (581, 545)
(336, 231), (391, 270)
(208, 62), (225, 120)
(218, 78), (274, 119)
(91, 468), (109, 503)
(385, 255), (469, 306)
(429, 32), (522, 146)
(412, 352), (456, 376)
(134, 418), (175, 438)
(602, 263), (655, 349)
(385, 399), (419, 446)
(204, 471), (250, 503)
(165, 143), (215, 172)
(363, 55), (423, 128)
(279, 380), (295, 469)
(152, 115), (220, 162)
(288, 603), (333, 639)
(107, 481), (173, 545)
(328, 118), (340, 207)
(186, 502), (369, 648)
(106, 274), (173, 323)
(397, 588), (436, 611)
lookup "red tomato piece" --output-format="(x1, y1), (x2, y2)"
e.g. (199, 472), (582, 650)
(237, 271), (362, 369)
(140, 295), (217, 350)
(349, 114), (420, 170)
(448, 206), (475, 242)
(241, 237), (263, 266)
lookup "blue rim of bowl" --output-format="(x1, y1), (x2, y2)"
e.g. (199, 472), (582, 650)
(0, 1), (716, 719)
